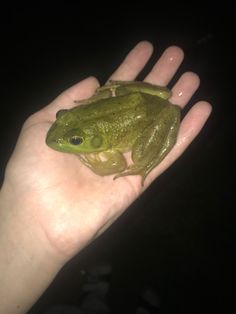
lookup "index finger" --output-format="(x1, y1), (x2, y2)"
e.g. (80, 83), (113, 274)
(109, 41), (153, 81)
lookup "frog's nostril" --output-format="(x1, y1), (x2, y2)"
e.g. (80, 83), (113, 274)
(56, 138), (64, 145)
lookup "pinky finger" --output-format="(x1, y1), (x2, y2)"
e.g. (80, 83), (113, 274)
(175, 101), (212, 154)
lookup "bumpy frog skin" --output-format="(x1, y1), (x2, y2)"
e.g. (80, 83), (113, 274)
(46, 80), (180, 185)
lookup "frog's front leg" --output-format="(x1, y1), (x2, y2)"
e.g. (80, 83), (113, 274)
(74, 89), (113, 106)
(114, 105), (180, 185)
(107, 80), (172, 100)
(78, 150), (127, 176)
(74, 82), (119, 106)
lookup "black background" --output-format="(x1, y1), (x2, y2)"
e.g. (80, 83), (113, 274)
(0, 3), (234, 314)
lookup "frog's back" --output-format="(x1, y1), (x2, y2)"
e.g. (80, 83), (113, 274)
(72, 93), (144, 119)
(72, 92), (168, 120)
(95, 93), (172, 149)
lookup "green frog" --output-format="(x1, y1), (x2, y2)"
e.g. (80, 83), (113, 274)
(46, 80), (180, 185)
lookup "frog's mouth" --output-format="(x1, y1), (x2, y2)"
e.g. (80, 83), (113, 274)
(45, 136), (65, 152)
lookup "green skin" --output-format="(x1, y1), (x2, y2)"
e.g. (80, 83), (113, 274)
(46, 80), (181, 185)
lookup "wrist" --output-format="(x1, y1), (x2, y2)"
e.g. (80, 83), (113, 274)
(0, 184), (64, 314)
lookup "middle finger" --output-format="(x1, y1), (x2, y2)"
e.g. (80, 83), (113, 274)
(145, 46), (184, 85)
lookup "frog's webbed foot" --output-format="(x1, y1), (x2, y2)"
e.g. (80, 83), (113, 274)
(114, 156), (165, 186)
(113, 165), (148, 186)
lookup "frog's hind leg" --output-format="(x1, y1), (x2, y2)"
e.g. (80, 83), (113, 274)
(114, 105), (180, 185)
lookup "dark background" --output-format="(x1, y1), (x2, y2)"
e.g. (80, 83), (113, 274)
(0, 3), (234, 314)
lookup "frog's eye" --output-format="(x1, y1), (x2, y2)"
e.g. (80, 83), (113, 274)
(69, 136), (83, 145)
(56, 109), (68, 119)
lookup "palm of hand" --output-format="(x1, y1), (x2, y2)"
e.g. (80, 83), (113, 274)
(4, 42), (211, 261)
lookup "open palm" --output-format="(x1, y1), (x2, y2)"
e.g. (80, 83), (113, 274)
(4, 42), (211, 262)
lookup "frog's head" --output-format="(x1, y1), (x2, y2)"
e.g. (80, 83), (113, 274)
(46, 113), (109, 154)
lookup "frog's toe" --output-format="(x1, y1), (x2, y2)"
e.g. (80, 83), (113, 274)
(113, 166), (146, 185)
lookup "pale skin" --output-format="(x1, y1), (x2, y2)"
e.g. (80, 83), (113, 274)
(0, 41), (212, 313)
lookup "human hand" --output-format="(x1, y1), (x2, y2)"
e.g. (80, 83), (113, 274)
(1, 41), (212, 263)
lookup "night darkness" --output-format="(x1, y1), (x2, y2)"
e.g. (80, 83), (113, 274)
(0, 3), (234, 314)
